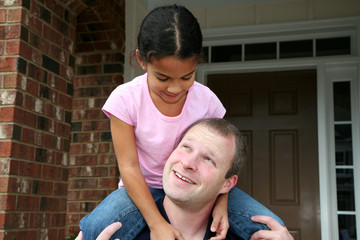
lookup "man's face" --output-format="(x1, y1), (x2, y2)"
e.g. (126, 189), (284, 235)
(162, 124), (237, 208)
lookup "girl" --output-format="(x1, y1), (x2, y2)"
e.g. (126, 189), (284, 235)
(80, 5), (228, 240)
(79, 4), (284, 240)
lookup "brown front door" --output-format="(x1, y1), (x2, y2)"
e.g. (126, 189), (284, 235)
(208, 70), (321, 240)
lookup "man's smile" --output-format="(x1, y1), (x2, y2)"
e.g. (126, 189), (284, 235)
(174, 170), (196, 185)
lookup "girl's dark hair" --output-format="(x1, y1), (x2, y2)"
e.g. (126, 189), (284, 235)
(137, 5), (203, 63)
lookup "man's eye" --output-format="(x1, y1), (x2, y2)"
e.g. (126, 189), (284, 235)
(205, 157), (215, 165)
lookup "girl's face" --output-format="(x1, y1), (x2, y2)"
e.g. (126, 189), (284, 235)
(137, 52), (197, 105)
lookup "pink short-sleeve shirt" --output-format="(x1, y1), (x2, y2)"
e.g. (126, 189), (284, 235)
(102, 73), (226, 188)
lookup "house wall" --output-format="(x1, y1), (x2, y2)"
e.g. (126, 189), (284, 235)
(0, 0), (75, 239)
(125, 0), (360, 81)
(0, 0), (125, 239)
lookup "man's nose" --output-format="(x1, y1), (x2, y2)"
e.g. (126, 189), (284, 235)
(181, 153), (198, 171)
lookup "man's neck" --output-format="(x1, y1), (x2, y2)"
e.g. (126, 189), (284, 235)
(163, 196), (216, 240)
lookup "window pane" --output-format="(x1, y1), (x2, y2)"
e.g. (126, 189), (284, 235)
(339, 214), (357, 240)
(211, 45), (242, 62)
(245, 42), (276, 61)
(203, 47), (209, 63)
(336, 169), (355, 211)
(335, 124), (353, 165)
(316, 36), (351, 56)
(333, 82), (351, 121)
(280, 40), (313, 58)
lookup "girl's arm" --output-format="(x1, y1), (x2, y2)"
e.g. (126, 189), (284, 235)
(110, 115), (184, 240)
(209, 192), (230, 240)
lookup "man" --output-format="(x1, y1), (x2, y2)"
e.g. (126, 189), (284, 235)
(77, 118), (293, 240)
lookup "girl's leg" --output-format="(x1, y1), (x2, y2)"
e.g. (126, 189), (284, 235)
(79, 188), (164, 240)
(227, 187), (284, 239)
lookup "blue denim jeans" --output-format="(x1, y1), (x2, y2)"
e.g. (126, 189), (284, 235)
(79, 187), (283, 240)
(79, 188), (165, 240)
(228, 188), (284, 239)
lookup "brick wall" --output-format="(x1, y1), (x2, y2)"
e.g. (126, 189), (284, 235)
(0, 0), (125, 239)
(66, 0), (124, 236)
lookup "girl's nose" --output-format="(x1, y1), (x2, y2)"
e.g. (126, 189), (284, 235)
(167, 81), (182, 94)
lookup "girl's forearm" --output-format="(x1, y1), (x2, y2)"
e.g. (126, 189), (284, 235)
(121, 168), (166, 228)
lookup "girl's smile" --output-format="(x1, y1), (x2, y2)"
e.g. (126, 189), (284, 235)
(138, 54), (198, 106)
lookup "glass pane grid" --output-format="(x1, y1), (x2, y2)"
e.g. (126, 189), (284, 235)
(204, 36), (351, 63)
(333, 81), (357, 240)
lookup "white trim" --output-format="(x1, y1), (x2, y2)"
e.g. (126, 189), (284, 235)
(350, 63), (360, 240)
(197, 17), (360, 240)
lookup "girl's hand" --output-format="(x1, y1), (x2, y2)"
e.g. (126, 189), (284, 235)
(209, 194), (229, 240)
(150, 222), (184, 240)
(250, 216), (294, 240)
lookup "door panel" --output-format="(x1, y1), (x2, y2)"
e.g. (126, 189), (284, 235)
(207, 70), (321, 239)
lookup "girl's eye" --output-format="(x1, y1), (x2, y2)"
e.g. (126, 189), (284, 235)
(157, 77), (169, 82)
(181, 76), (192, 80)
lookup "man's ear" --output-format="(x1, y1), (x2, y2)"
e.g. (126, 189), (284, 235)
(220, 175), (238, 194)
(136, 49), (147, 70)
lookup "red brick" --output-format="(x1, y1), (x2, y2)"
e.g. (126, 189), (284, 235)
(29, 31), (49, 53)
(53, 182), (67, 196)
(69, 178), (97, 189)
(13, 230), (37, 240)
(25, 78), (39, 96)
(5, 40), (20, 55)
(66, 213), (80, 225)
(0, 213), (5, 228)
(0, 57), (17, 72)
(42, 165), (62, 180)
(17, 195), (40, 211)
(109, 166), (119, 177)
(3, 74), (21, 88)
(43, 25), (62, 46)
(79, 189), (107, 200)
(63, 36), (74, 53)
(0, 89), (17, 105)
(3, 25), (21, 39)
(0, 212), (26, 229)
(49, 43), (62, 61)
(69, 144), (81, 154)
(0, 42), (4, 55)
(98, 178), (118, 189)
(0, 142), (12, 157)
(0, 124), (13, 139)
(14, 107), (36, 128)
(29, 213), (50, 228)
(27, 14), (43, 35)
(31, 48), (42, 65)
(8, 8), (22, 22)
(67, 202), (81, 212)
(0, 195), (16, 211)
(7, 177), (31, 194)
(18, 161), (42, 178)
(11, 142), (34, 160)
(50, 213), (66, 228)
(0, 158), (19, 175)
(67, 190), (80, 201)
(58, 93), (72, 109)
(43, 134), (57, 149)
(23, 94), (35, 112)
(0, 9), (6, 23)
(33, 180), (53, 195)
